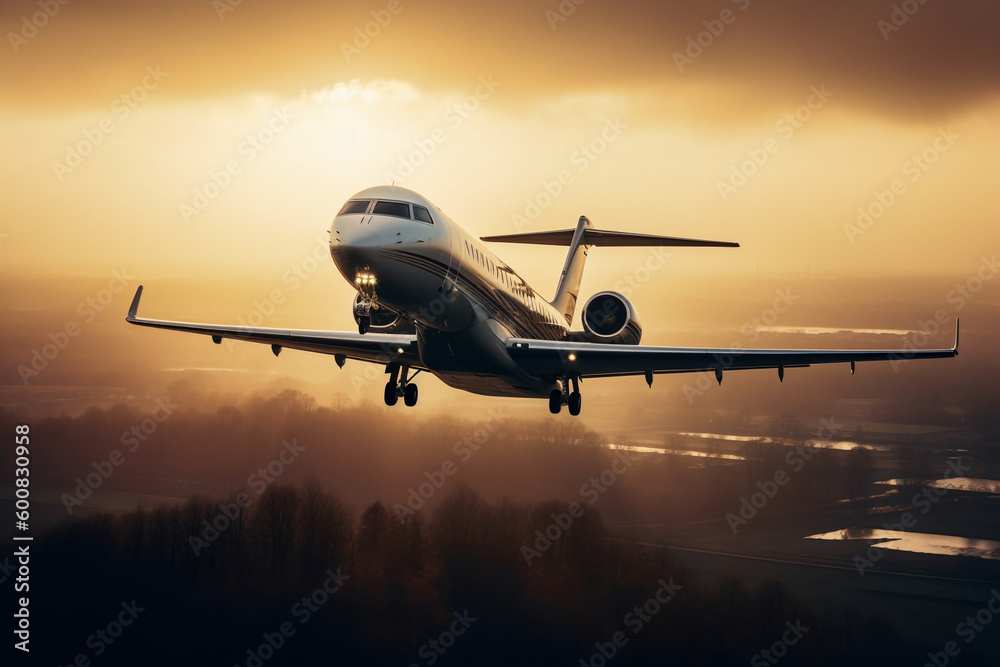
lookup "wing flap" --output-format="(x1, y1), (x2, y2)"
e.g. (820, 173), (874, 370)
(584, 364), (813, 380)
(507, 324), (958, 379)
(126, 286), (419, 367)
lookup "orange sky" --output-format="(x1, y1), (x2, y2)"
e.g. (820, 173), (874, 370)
(1, 0), (997, 286)
(0, 0), (998, 412)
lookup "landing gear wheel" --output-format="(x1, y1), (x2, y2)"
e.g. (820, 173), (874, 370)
(548, 389), (562, 414)
(358, 316), (370, 335)
(383, 381), (398, 406)
(404, 383), (418, 407)
(568, 391), (582, 416)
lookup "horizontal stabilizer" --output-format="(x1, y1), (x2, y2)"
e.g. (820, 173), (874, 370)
(481, 228), (739, 248)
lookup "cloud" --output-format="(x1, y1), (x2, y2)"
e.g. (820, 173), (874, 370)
(306, 80), (421, 106)
(1, 0), (996, 121)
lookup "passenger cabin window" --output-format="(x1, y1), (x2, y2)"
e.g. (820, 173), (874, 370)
(413, 205), (433, 224)
(373, 200), (411, 219)
(338, 200), (371, 215)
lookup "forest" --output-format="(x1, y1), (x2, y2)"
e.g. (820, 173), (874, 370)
(20, 481), (912, 666)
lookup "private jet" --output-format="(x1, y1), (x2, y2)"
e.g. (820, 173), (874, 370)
(126, 185), (958, 415)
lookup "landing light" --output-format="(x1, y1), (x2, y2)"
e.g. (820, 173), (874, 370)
(568, 353), (577, 361)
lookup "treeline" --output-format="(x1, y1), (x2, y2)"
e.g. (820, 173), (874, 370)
(14, 482), (917, 666)
(0, 390), (612, 518)
(2, 390), (988, 542)
(0, 392), (930, 529)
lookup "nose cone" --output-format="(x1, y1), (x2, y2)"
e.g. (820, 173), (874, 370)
(330, 217), (382, 277)
(332, 217), (383, 249)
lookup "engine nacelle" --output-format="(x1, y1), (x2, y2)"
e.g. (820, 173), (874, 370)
(352, 294), (415, 334)
(580, 291), (642, 345)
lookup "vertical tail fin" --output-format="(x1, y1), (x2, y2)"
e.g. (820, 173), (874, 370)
(550, 216), (592, 324)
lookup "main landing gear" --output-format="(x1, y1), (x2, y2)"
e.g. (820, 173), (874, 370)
(549, 376), (582, 416)
(384, 363), (420, 407)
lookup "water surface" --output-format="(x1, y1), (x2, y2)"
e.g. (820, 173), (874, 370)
(806, 527), (1000, 560)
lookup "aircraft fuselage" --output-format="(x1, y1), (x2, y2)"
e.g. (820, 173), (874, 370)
(329, 185), (566, 397)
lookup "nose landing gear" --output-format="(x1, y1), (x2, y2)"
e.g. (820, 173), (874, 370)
(548, 376), (582, 416)
(383, 363), (421, 407)
(354, 271), (379, 335)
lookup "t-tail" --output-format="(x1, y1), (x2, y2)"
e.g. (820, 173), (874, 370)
(481, 219), (739, 325)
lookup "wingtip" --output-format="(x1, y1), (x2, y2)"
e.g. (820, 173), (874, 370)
(127, 285), (144, 321)
(953, 317), (960, 355)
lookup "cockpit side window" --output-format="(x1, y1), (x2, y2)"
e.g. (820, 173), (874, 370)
(373, 200), (411, 219)
(338, 199), (371, 215)
(413, 205), (434, 224)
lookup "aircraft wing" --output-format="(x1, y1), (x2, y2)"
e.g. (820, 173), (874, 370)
(125, 286), (419, 367)
(506, 322), (959, 383)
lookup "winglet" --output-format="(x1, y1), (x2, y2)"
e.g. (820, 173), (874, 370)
(127, 285), (143, 322)
(953, 318), (960, 355)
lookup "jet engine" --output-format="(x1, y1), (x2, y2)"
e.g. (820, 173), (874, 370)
(352, 294), (415, 334)
(581, 291), (642, 345)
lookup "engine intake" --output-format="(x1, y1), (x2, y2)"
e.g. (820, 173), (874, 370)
(581, 291), (642, 345)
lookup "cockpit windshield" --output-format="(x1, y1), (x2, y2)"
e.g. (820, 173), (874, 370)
(413, 205), (433, 224)
(338, 200), (371, 215)
(339, 198), (434, 224)
(372, 200), (411, 219)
